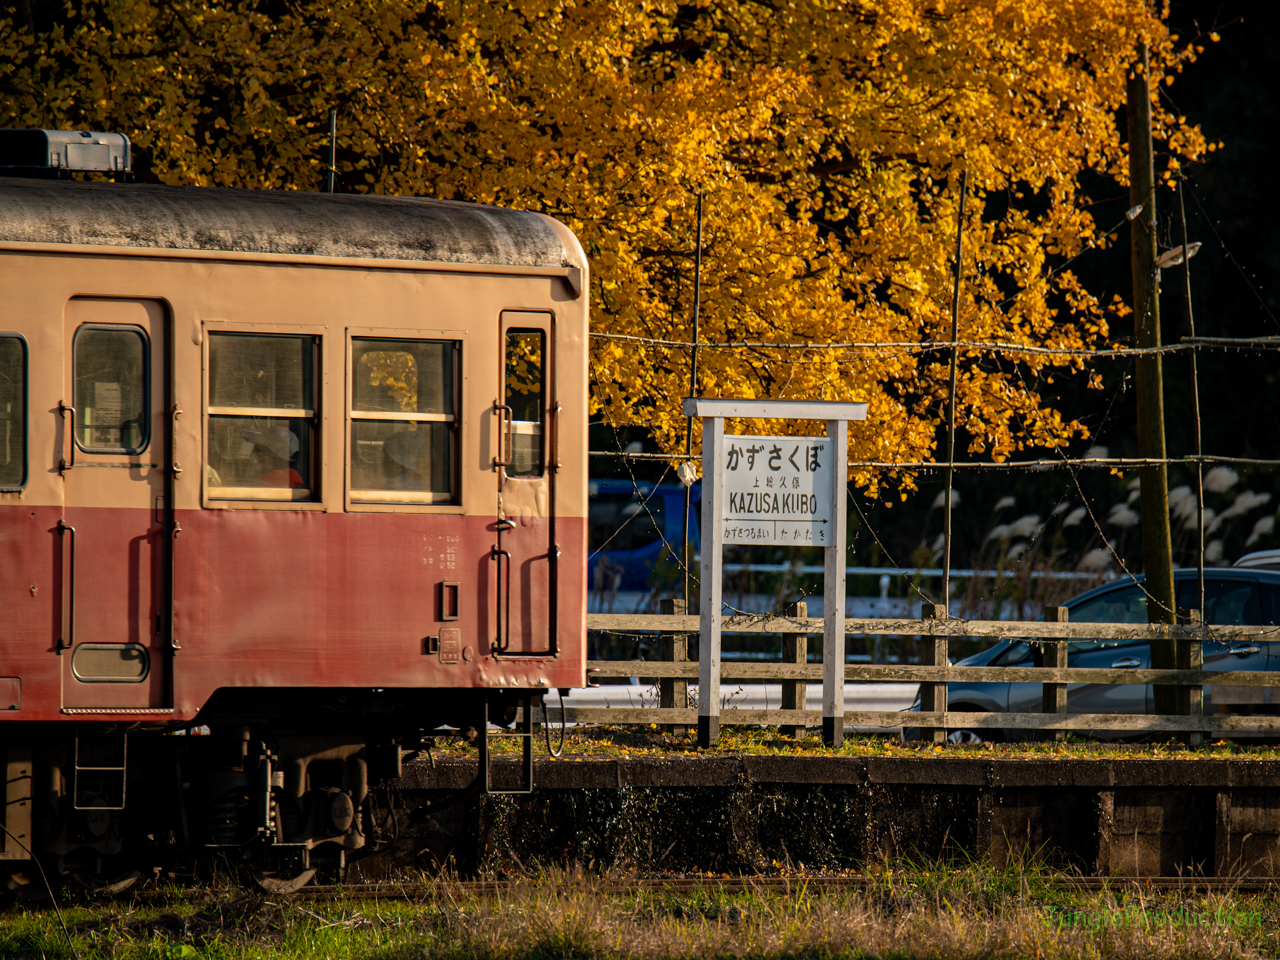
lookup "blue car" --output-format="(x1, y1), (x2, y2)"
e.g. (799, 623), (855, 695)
(911, 567), (1280, 742)
(589, 479), (700, 591)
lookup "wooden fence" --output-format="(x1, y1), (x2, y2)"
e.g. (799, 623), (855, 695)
(535, 611), (1280, 742)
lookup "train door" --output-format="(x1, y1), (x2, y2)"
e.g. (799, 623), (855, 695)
(493, 311), (557, 657)
(59, 299), (171, 710)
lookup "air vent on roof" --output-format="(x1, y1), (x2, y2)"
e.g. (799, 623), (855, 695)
(0, 129), (131, 178)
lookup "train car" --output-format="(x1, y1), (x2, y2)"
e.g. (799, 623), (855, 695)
(0, 138), (589, 891)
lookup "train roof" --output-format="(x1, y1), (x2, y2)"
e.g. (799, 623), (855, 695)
(0, 176), (575, 268)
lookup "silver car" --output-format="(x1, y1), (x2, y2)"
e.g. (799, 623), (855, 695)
(909, 568), (1280, 742)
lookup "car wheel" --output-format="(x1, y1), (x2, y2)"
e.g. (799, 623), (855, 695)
(945, 706), (1002, 745)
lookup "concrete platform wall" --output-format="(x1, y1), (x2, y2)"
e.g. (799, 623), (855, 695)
(363, 756), (1280, 880)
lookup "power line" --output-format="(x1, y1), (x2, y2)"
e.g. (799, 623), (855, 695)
(588, 450), (1280, 469)
(588, 332), (1280, 357)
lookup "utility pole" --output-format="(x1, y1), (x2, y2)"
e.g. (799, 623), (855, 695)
(1127, 43), (1177, 713)
(942, 168), (967, 613)
(682, 190), (704, 608)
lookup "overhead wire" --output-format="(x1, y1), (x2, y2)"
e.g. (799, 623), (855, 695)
(1183, 179), (1280, 332)
(589, 332), (1280, 357)
(588, 450), (1280, 469)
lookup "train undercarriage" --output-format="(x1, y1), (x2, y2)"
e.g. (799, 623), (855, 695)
(1, 688), (539, 897)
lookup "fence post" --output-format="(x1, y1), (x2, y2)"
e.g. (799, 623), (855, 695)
(919, 603), (948, 744)
(660, 598), (690, 735)
(1177, 608), (1204, 748)
(780, 601), (808, 739)
(1041, 605), (1069, 742)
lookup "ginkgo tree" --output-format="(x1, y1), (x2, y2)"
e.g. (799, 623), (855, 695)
(0, 0), (1213, 494)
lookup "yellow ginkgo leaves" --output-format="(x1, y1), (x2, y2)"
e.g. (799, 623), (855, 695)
(0, 0), (1207, 494)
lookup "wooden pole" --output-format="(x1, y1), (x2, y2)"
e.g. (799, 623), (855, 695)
(683, 191), (704, 608)
(943, 168), (967, 611)
(1176, 176), (1206, 748)
(779, 601), (808, 740)
(918, 603), (948, 744)
(327, 109), (337, 193)
(1177, 177), (1205, 616)
(1040, 606), (1069, 742)
(1127, 43), (1177, 713)
(659, 598), (690, 735)
(1176, 607), (1204, 747)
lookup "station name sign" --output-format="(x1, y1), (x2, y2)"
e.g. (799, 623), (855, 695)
(722, 435), (832, 545)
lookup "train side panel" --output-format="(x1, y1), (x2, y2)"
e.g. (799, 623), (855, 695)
(0, 247), (588, 724)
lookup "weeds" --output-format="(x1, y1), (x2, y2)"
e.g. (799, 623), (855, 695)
(433, 724), (1280, 761)
(4, 864), (1280, 959)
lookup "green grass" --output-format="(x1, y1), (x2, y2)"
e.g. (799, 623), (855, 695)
(6, 863), (1280, 959)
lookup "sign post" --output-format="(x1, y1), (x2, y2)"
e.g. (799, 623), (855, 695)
(682, 398), (868, 747)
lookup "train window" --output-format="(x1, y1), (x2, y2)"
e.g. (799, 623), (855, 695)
(505, 330), (544, 477)
(206, 334), (317, 501)
(0, 335), (25, 489)
(349, 338), (458, 503)
(72, 325), (149, 454)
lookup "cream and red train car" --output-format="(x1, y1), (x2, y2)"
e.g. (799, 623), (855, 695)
(0, 166), (588, 888)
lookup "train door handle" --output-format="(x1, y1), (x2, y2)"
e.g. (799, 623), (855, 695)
(58, 520), (75, 650)
(493, 402), (512, 470)
(492, 545), (511, 652)
(551, 400), (562, 472)
(58, 401), (76, 474)
(1109, 657), (1141, 669)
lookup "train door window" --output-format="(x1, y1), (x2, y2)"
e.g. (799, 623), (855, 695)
(0, 334), (25, 489)
(206, 334), (318, 501)
(504, 330), (544, 477)
(72, 325), (149, 454)
(349, 338), (458, 503)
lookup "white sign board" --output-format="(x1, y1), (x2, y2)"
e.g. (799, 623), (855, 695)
(682, 396), (867, 750)
(721, 436), (832, 545)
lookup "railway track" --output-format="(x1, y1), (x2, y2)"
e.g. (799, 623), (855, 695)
(287, 875), (1280, 899)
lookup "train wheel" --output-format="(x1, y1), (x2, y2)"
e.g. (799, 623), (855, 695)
(251, 868), (316, 894)
(71, 869), (142, 895)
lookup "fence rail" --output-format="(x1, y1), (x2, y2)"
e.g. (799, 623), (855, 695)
(589, 661), (1279, 686)
(588, 613), (1280, 641)
(575, 613), (1280, 740)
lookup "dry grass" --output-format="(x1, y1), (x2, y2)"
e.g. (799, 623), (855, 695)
(4, 863), (1280, 959)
